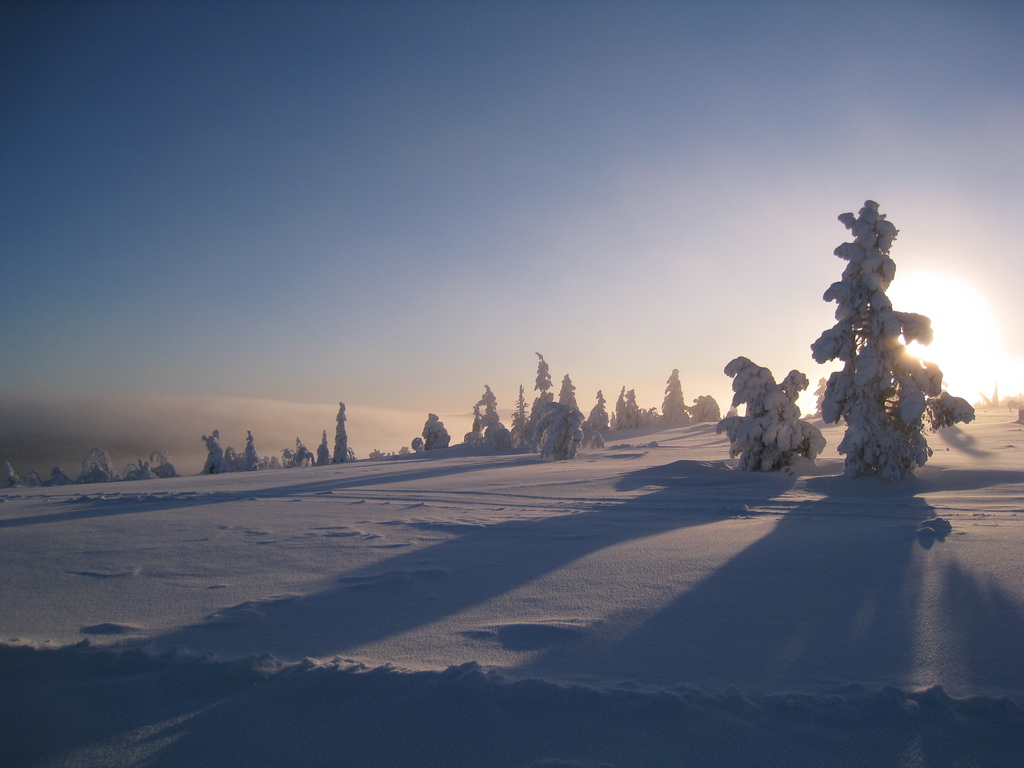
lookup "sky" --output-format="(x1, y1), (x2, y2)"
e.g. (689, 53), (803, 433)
(2, 0), (1023, 474)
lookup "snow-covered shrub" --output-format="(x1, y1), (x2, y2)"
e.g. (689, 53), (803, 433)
(810, 200), (974, 480)
(201, 431), (228, 475)
(78, 447), (121, 483)
(690, 395), (721, 423)
(150, 451), (177, 478)
(333, 403), (354, 463)
(717, 357), (826, 472)
(23, 470), (42, 487)
(472, 385), (513, 451)
(122, 459), (154, 482)
(662, 370), (691, 426)
(2, 461), (19, 487)
(292, 438), (314, 468)
(411, 437), (425, 453)
(535, 401), (585, 461)
(50, 466), (74, 486)
(580, 421), (605, 449)
(422, 414), (451, 450)
(316, 431), (331, 467)
(243, 432), (261, 471)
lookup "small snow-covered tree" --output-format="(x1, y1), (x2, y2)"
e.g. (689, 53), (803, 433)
(422, 413), (451, 450)
(50, 466), (74, 486)
(810, 200), (974, 480)
(122, 459), (153, 481)
(510, 384), (528, 446)
(150, 451), (177, 478)
(464, 403), (485, 448)
(813, 378), (828, 418)
(78, 447), (122, 483)
(581, 390), (608, 449)
(224, 445), (244, 472)
(717, 357), (826, 472)
(201, 431), (228, 475)
(662, 370), (691, 426)
(557, 374), (578, 409)
(411, 436), (425, 453)
(243, 431), (261, 471)
(690, 395), (721, 423)
(292, 438), (314, 467)
(524, 354), (555, 447)
(23, 470), (41, 487)
(587, 390), (609, 432)
(332, 402), (354, 463)
(535, 401), (585, 461)
(614, 388), (645, 430)
(316, 430), (331, 466)
(2, 460), (19, 487)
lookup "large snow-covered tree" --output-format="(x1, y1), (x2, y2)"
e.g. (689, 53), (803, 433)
(717, 357), (826, 472)
(811, 200), (974, 480)
(661, 369), (691, 426)
(201, 432), (228, 475)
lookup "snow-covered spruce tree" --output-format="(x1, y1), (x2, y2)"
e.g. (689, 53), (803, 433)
(316, 430), (331, 466)
(557, 374), (578, 409)
(223, 445), (244, 472)
(581, 390), (608, 449)
(477, 385), (514, 451)
(662, 369), (691, 426)
(811, 200), (974, 480)
(614, 389), (645, 430)
(536, 401), (586, 461)
(422, 413), (451, 450)
(332, 402), (354, 463)
(690, 395), (722, 423)
(813, 378), (828, 418)
(23, 470), (41, 487)
(243, 431), (261, 471)
(523, 353), (555, 447)
(510, 384), (528, 446)
(201, 431), (228, 475)
(122, 459), (154, 482)
(464, 403), (485, 448)
(717, 357), (826, 472)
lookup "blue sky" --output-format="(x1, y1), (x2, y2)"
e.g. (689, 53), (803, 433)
(2, 1), (1022, 470)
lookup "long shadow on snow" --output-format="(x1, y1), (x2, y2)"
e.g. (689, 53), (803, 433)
(146, 460), (796, 662)
(523, 467), (1024, 697)
(0, 452), (540, 529)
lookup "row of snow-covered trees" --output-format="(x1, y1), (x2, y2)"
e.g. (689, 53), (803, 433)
(411, 355), (723, 462)
(2, 448), (178, 488)
(199, 402), (357, 475)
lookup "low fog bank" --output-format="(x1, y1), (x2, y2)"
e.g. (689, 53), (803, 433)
(0, 393), (472, 477)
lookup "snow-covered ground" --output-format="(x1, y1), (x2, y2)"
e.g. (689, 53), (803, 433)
(3, 411), (1023, 767)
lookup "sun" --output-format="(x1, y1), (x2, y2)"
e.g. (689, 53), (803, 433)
(886, 271), (1020, 403)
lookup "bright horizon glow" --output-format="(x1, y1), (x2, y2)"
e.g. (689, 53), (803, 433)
(888, 271), (1024, 402)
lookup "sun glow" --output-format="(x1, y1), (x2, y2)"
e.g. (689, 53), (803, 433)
(887, 271), (1023, 403)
